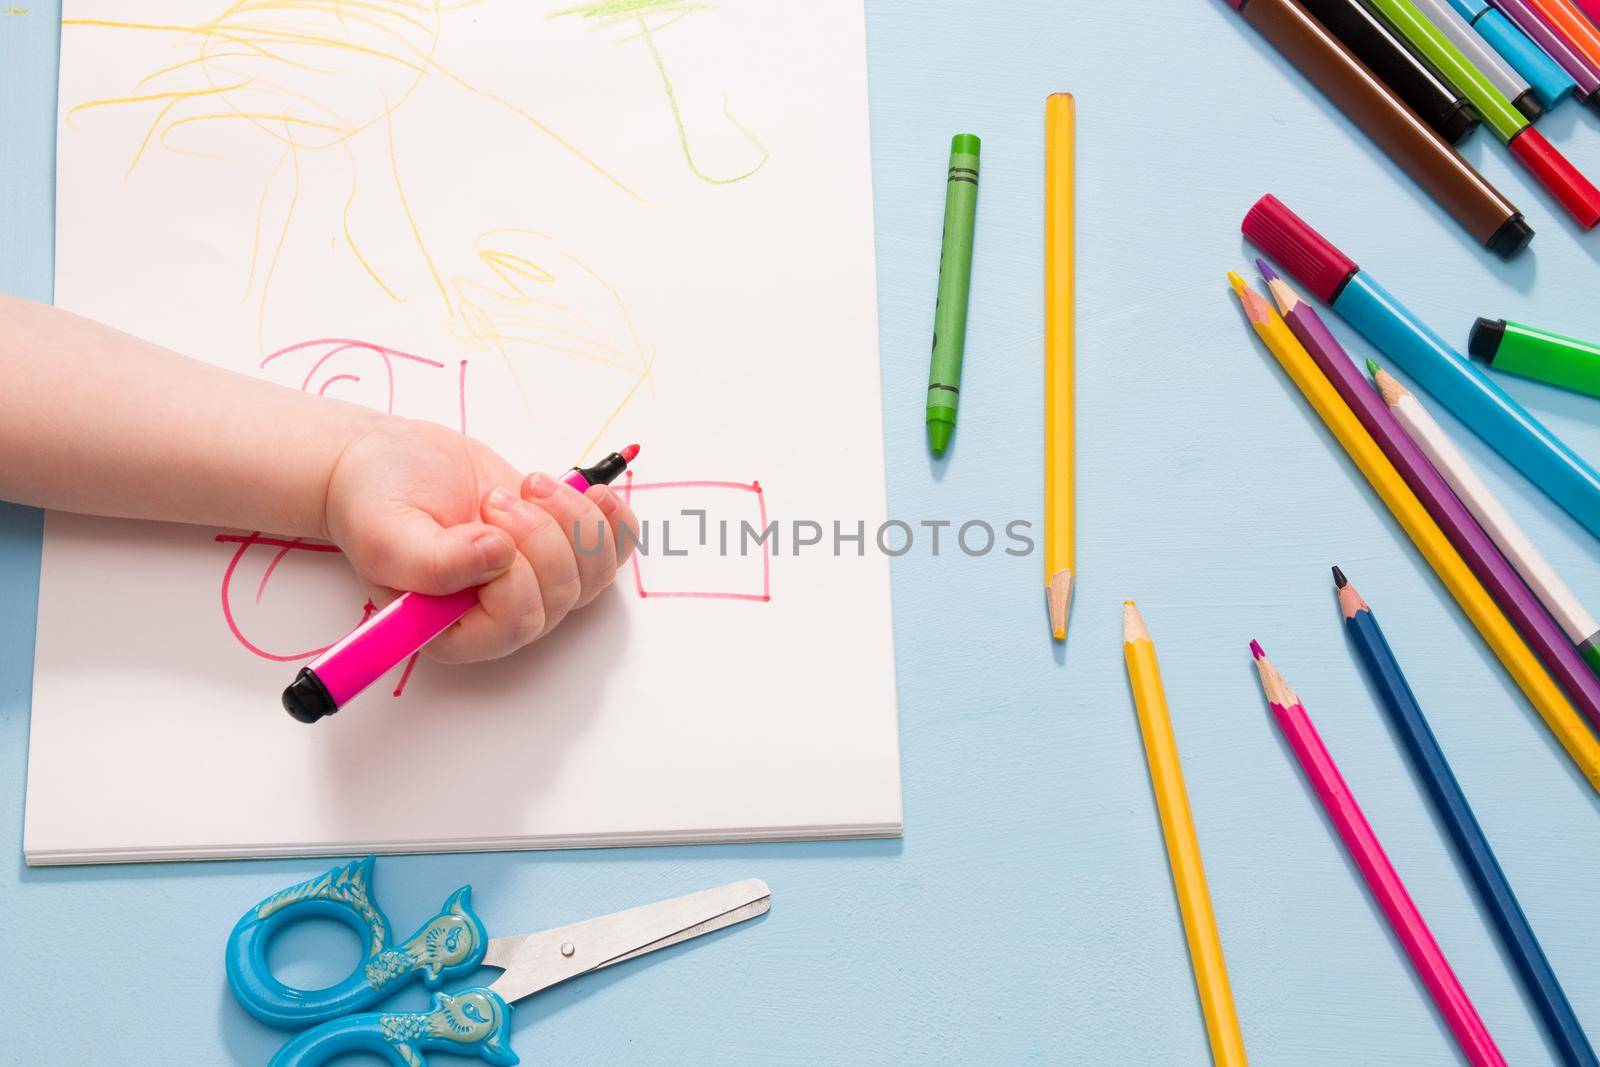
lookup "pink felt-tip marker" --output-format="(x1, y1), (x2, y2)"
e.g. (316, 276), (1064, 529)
(282, 444), (640, 723)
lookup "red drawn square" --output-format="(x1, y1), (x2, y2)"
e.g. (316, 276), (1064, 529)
(618, 474), (772, 603)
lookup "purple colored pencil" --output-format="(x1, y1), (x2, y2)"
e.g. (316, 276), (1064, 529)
(1492, 0), (1600, 99)
(1261, 266), (1600, 736)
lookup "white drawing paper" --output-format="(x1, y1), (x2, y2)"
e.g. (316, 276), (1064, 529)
(28, 0), (900, 864)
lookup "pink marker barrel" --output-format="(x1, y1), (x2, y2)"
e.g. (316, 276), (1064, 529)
(283, 450), (635, 723)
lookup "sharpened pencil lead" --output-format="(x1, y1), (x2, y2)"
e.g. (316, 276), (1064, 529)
(1265, 276), (1299, 316)
(1365, 358), (1381, 380)
(1123, 600), (1150, 643)
(1371, 363), (1408, 406)
(1048, 569), (1074, 641)
(1229, 274), (1271, 324)
(1249, 638), (1265, 660)
(1332, 565), (1348, 588)
(1255, 257), (1280, 284)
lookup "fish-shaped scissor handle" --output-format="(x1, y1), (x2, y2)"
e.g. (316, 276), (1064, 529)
(267, 986), (517, 1067)
(229, 857), (771, 1066)
(225, 857), (491, 1029)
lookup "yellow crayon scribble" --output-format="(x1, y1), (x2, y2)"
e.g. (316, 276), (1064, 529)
(425, 61), (647, 204)
(245, 147), (291, 299)
(385, 104), (451, 315)
(580, 344), (656, 462)
(341, 138), (404, 302)
(552, 0), (767, 185)
(258, 125), (302, 354)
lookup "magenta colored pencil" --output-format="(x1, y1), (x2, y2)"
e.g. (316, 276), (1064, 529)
(1493, 0), (1600, 99)
(1260, 267), (1600, 737)
(1251, 642), (1507, 1067)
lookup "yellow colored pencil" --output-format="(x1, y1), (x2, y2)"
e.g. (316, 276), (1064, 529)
(1045, 92), (1076, 640)
(1229, 272), (1600, 795)
(1122, 601), (1248, 1067)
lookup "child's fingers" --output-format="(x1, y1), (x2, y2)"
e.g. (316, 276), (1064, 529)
(422, 555), (543, 664)
(485, 483), (583, 635)
(585, 483), (641, 566)
(345, 505), (516, 597)
(522, 472), (616, 608)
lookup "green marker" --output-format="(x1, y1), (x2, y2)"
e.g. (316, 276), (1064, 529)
(1365, 0), (1526, 142)
(1471, 318), (1600, 400)
(926, 133), (980, 457)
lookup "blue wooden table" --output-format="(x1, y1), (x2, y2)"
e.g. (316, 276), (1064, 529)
(6, 2), (1600, 1062)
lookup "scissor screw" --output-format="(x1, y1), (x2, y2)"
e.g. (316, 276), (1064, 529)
(560, 942), (576, 957)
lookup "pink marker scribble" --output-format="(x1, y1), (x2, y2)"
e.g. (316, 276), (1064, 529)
(318, 373), (361, 396)
(216, 532), (348, 662)
(393, 653), (421, 697)
(619, 473), (772, 603)
(261, 338), (449, 418)
(216, 533), (423, 696)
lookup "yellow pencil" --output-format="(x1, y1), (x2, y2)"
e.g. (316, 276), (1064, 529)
(1229, 272), (1600, 795)
(1123, 602), (1248, 1066)
(1045, 92), (1076, 640)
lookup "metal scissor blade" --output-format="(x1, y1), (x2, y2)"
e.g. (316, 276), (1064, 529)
(483, 878), (771, 1004)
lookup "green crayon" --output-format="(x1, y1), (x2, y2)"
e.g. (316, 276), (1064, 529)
(926, 133), (980, 457)
(1471, 317), (1600, 400)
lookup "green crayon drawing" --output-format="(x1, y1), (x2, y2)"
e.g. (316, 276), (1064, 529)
(552, 0), (769, 185)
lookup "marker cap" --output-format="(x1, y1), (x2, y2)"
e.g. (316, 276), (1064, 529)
(1241, 194), (1359, 303)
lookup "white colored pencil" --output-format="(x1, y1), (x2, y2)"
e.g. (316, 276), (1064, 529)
(1372, 361), (1600, 662)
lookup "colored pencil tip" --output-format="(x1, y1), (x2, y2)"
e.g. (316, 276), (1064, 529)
(1332, 565), (1347, 588)
(1048, 569), (1074, 641)
(1122, 600), (1150, 643)
(620, 443), (640, 462)
(1255, 257), (1280, 284)
(1226, 270), (1247, 296)
(1249, 638), (1266, 660)
(1364, 358), (1380, 381)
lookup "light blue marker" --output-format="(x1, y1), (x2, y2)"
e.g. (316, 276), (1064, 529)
(1330, 271), (1600, 541)
(1446, 0), (1577, 109)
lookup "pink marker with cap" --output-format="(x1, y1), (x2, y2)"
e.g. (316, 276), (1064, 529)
(282, 444), (639, 723)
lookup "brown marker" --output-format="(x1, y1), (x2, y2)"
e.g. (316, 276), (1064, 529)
(1223, 0), (1532, 258)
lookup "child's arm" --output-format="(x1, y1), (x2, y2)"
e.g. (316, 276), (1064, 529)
(0, 295), (637, 663)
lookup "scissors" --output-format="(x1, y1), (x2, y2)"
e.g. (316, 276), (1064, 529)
(225, 856), (771, 1066)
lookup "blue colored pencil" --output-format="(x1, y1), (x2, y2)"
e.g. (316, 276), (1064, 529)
(1335, 567), (1597, 1067)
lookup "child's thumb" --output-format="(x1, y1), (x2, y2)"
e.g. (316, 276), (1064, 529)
(364, 511), (517, 596)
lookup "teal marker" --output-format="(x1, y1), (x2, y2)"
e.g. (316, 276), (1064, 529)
(926, 133), (980, 456)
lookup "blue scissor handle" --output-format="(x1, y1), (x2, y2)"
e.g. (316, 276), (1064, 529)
(269, 987), (518, 1067)
(226, 857), (490, 1028)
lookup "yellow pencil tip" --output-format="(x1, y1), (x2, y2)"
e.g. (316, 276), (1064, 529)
(1226, 270), (1247, 295)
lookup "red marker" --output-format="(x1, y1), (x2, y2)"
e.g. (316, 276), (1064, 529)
(283, 445), (640, 723)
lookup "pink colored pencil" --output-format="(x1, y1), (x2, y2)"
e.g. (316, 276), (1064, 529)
(1250, 641), (1506, 1067)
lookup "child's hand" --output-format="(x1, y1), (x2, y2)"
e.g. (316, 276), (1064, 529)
(322, 419), (638, 663)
